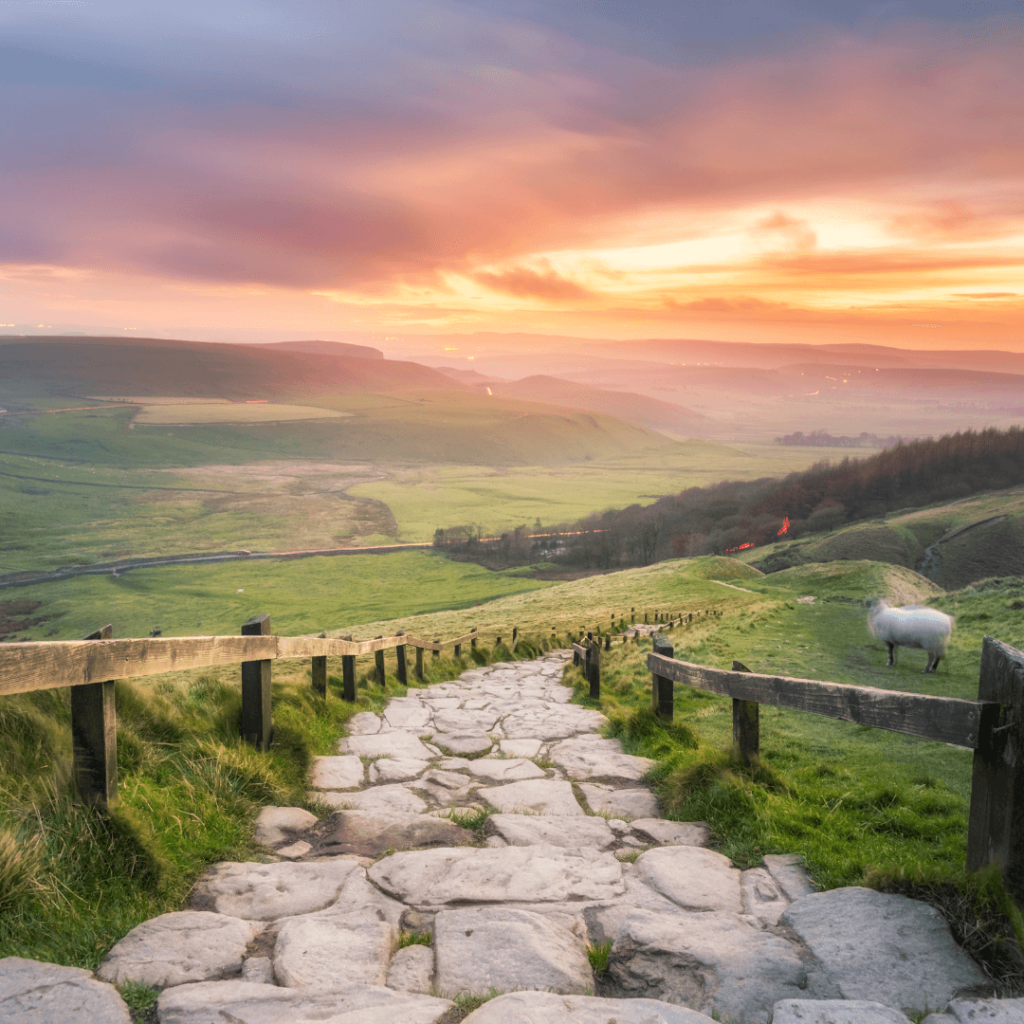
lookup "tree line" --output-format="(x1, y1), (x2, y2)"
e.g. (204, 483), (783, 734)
(434, 426), (1024, 573)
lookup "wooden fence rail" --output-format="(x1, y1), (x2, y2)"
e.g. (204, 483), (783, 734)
(1, 617), (525, 809)
(646, 634), (1024, 888)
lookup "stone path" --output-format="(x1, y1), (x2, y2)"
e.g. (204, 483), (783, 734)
(3, 651), (1022, 1024)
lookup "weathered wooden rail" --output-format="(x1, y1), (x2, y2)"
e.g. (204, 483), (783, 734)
(0, 616), (522, 809)
(646, 634), (1024, 888)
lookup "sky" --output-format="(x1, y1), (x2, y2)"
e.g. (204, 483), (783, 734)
(1, 0), (1023, 351)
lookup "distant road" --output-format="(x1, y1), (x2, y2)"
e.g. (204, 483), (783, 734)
(0, 543), (434, 590)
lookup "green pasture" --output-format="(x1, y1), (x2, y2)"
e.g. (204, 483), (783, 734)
(0, 551), (554, 642)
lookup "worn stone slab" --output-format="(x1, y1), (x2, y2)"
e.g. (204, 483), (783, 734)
(465, 758), (546, 782)
(773, 1000), (916, 1023)
(370, 758), (430, 783)
(431, 732), (493, 755)
(275, 841), (312, 859)
(192, 860), (360, 920)
(384, 705), (433, 731)
(485, 813), (616, 850)
(97, 911), (259, 988)
(309, 754), (364, 790)
(435, 907), (593, 996)
(764, 853), (817, 900)
(408, 769), (479, 807)
(387, 944), (435, 994)
(240, 957), (274, 984)
(500, 706), (609, 740)
(338, 733), (435, 759)
(346, 712), (383, 735)
(338, 783), (429, 815)
(156, 981), (454, 1024)
(433, 709), (500, 733)
(254, 806), (317, 849)
(928, 998), (1024, 1023)
(499, 738), (543, 758)
(309, 810), (475, 859)
(368, 844), (625, 906)
(634, 846), (742, 914)
(459, 991), (717, 1023)
(478, 778), (584, 815)
(629, 818), (709, 847)
(579, 783), (659, 820)
(741, 866), (790, 924)
(0, 957), (131, 1024)
(548, 735), (655, 782)
(780, 887), (989, 1015)
(274, 913), (393, 989)
(603, 906), (818, 1024)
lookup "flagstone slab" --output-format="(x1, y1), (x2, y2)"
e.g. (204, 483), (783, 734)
(254, 806), (318, 849)
(338, 733), (435, 759)
(459, 991), (717, 1023)
(500, 706), (608, 740)
(780, 887), (989, 1015)
(478, 778), (584, 816)
(156, 981), (454, 1024)
(773, 1000), (917, 1024)
(433, 709), (501, 733)
(431, 732), (493, 755)
(274, 912), (393, 989)
(629, 818), (709, 848)
(499, 738), (543, 758)
(309, 810), (475, 859)
(346, 712), (383, 735)
(192, 860), (360, 921)
(548, 735), (655, 782)
(387, 944), (435, 994)
(741, 866), (791, 924)
(309, 754), (364, 790)
(383, 706), (433, 731)
(97, 910), (259, 988)
(579, 783), (659, 820)
(602, 906), (818, 1024)
(764, 853), (817, 901)
(434, 906), (594, 996)
(367, 844), (625, 906)
(339, 784), (429, 815)
(925, 998), (1024, 1023)
(369, 757), (430, 783)
(0, 956), (131, 1024)
(485, 814), (616, 850)
(462, 758), (546, 783)
(634, 846), (743, 914)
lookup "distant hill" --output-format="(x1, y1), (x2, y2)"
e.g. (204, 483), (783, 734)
(490, 375), (705, 435)
(0, 335), (461, 407)
(259, 340), (384, 360)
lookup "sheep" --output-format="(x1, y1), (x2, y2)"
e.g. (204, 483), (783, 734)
(868, 599), (954, 674)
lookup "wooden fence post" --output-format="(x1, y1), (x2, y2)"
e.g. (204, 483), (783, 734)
(605, 632), (611, 651)
(415, 644), (424, 680)
(731, 661), (760, 765)
(311, 631), (327, 698)
(72, 624), (117, 808)
(341, 634), (355, 702)
(967, 637), (1024, 891)
(651, 634), (674, 720)
(454, 641), (461, 657)
(589, 638), (601, 699)
(471, 628), (477, 650)
(241, 614), (272, 750)
(432, 639), (440, 660)
(374, 636), (386, 687)
(396, 631), (407, 685)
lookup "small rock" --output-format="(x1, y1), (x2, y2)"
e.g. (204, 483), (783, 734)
(240, 957), (274, 984)
(276, 841), (312, 859)
(579, 783), (659, 820)
(0, 957), (131, 1024)
(933, 998), (1024, 1022)
(97, 911), (260, 988)
(434, 906), (593, 996)
(310, 755), (364, 790)
(387, 944), (435, 994)
(478, 779), (584, 816)
(254, 806), (317, 849)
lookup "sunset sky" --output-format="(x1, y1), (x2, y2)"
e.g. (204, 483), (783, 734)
(1, 0), (1022, 351)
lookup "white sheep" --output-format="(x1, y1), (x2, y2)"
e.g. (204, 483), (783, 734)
(868, 599), (954, 674)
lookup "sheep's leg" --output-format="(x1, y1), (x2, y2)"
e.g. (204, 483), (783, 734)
(886, 642), (896, 667)
(924, 653), (940, 674)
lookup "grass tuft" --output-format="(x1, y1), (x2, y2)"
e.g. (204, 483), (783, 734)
(587, 940), (612, 977)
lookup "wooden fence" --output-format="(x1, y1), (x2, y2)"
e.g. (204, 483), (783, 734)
(0, 616), (523, 810)
(644, 634), (1024, 889)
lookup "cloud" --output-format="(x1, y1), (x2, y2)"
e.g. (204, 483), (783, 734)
(472, 265), (594, 302)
